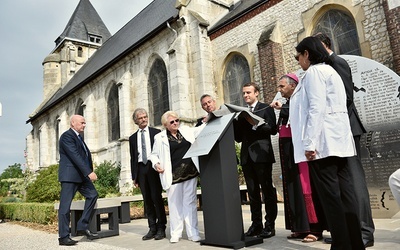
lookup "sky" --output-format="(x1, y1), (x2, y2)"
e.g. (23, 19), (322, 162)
(0, 0), (153, 174)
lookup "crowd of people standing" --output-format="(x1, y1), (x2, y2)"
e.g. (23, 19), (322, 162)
(57, 33), (380, 249)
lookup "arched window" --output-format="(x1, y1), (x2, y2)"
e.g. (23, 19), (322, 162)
(108, 84), (120, 141)
(75, 99), (85, 116)
(148, 58), (169, 126)
(313, 9), (361, 55)
(223, 54), (251, 106)
(78, 47), (83, 57)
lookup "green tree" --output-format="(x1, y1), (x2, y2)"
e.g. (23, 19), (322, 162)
(9, 168), (36, 199)
(25, 164), (60, 202)
(24, 161), (121, 202)
(0, 163), (23, 196)
(94, 161), (121, 198)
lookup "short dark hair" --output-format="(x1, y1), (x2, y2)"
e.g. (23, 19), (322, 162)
(313, 32), (332, 49)
(200, 94), (213, 102)
(295, 36), (331, 65)
(243, 82), (260, 93)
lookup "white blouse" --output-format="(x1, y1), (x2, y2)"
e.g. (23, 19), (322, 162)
(289, 63), (356, 163)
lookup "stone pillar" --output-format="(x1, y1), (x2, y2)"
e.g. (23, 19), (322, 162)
(117, 79), (134, 194)
(38, 123), (50, 169)
(257, 30), (284, 103)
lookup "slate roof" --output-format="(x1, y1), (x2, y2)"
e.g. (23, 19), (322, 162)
(208, 0), (266, 35)
(27, 0), (178, 122)
(55, 0), (111, 45)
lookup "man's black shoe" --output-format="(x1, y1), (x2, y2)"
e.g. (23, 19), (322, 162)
(245, 224), (262, 237)
(77, 229), (99, 240)
(59, 237), (78, 246)
(364, 240), (374, 248)
(324, 237), (332, 244)
(154, 229), (166, 240)
(258, 228), (276, 238)
(142, 230), (157, 240)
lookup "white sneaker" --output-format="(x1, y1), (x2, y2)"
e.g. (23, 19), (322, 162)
(170, 236), (180, 243)
(189, 235), (201, 242)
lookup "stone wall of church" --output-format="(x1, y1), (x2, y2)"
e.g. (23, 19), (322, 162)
(27, 15), (215, 193)
(361, 0), (394, 69)
(382, 0), (400, 73)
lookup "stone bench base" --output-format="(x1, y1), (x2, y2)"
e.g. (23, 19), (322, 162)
(55, 199), (121, 238)
(104, 196), (145, 224)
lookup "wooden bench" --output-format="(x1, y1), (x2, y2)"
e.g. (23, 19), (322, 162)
(54, 198), (121, 238)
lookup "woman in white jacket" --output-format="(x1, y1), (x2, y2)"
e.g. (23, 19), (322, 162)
(289, 36), (364, 250)
(149, 111), (205, 243)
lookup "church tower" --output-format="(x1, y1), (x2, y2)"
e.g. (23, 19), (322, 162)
(42, 0), (111, 101)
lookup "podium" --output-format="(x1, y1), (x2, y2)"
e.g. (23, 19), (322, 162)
(185, 113), (263, 249)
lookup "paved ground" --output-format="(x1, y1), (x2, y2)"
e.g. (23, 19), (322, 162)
(0, 203), (399, 249)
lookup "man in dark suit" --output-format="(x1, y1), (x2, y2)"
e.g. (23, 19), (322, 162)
(234, 82), (278, 238)
(58, 115), (99, 246)
(129, 108), (166, 240)
(195, 94), (217, 127)
(315, 32), (375, 248)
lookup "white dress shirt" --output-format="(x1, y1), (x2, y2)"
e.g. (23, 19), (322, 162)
(137, 126), (151, 163)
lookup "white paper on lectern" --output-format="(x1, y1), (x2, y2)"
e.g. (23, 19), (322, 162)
(222, 103), (266, 127)
(183, 113), (235, 159)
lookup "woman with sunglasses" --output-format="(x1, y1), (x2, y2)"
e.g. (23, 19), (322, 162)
(149, 111), (205, 243)
(289, 36), (364, 249)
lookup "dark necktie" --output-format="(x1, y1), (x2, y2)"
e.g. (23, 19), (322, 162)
(78, 134), (88, 156)
(141, 130), (147, 164)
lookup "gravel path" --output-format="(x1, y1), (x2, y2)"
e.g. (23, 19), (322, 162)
(0, 223), (128, 250)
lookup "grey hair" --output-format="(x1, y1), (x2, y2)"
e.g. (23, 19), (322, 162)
(132, 108), (148, 123)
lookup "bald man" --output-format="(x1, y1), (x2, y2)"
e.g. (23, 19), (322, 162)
(58, 115), (99, 246)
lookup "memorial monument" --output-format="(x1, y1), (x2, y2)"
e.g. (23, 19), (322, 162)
(340, 55), (400, 218)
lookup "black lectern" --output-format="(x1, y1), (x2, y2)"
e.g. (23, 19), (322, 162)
(185, 113), (263, 249)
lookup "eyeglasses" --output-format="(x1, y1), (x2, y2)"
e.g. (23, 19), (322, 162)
(169, 119), (180, 125)
(294, 53), (301, 61)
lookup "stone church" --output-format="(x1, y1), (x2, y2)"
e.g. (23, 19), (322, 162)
(26, 0), (399, 195)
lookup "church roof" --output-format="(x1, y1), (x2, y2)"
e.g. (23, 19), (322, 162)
(55, 0), (111, 46)
(27, 0), (178, 122)
(208, 0), (267, 35)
